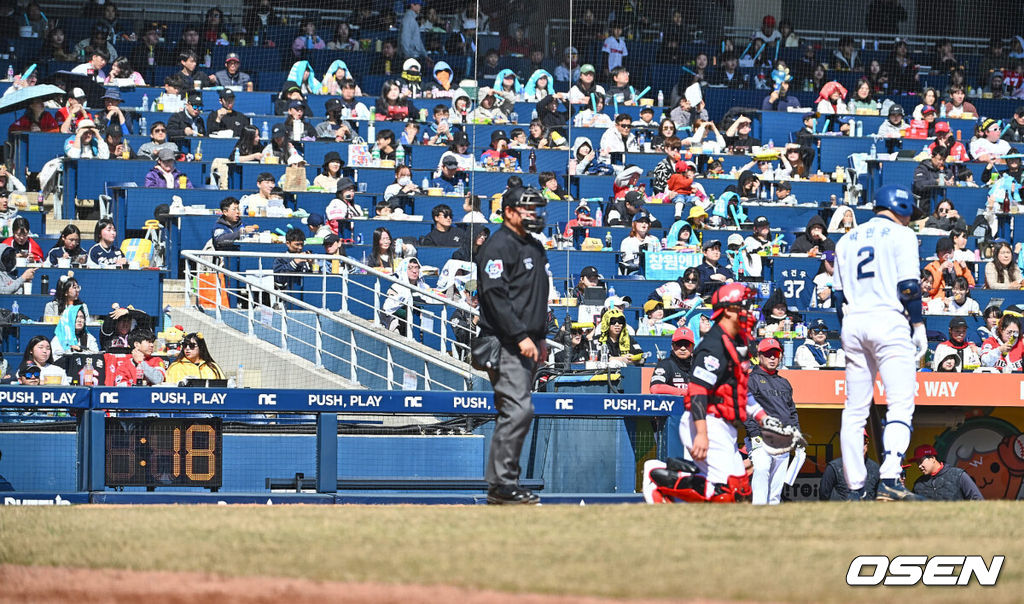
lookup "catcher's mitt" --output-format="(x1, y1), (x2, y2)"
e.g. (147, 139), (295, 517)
(759, 416), (807, 455)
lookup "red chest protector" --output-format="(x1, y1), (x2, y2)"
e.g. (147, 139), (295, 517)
(708, 334), (750, 422)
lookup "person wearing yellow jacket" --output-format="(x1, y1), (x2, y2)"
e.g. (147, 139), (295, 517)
(595, 308), (644, 366)
(165, 332), (225, 385)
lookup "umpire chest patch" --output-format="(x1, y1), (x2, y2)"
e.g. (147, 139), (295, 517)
(484, 259), (504, 278)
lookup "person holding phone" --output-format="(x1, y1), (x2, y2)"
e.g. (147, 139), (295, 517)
(980, 315), (1023, 373)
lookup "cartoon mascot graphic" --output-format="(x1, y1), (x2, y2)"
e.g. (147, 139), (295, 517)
(934, 414), (1024, 500)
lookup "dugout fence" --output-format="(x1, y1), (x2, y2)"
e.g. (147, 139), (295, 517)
(0, 386), (678, 503)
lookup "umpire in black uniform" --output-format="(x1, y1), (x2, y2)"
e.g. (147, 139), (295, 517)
(477, 186), (549, 505)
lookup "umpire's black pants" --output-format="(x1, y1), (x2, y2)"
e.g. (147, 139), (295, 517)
(485, 339), (538, 488)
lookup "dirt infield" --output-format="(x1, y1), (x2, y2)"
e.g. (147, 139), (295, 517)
(0, 565), (735, 604)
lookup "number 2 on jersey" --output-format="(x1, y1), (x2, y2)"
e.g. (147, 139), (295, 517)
(856, 246), (875, 279)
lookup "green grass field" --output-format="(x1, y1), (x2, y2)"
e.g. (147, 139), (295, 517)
(1, 502), (1022, 603)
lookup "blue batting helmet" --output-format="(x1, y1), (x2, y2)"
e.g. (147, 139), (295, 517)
(873, 185), (918, 218)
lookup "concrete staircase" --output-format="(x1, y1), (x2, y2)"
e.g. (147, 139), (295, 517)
(168, 306), (362, 390)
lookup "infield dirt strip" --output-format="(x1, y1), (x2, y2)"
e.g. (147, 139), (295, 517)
(0, 565), (732, 604)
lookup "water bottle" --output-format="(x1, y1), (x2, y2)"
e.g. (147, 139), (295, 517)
(856, 120), (864, 137)
(600, 343), (609, 368)
(767, 138), (774, 148)
(5, 65), (12, 80)
(657, 89), (664, 106)
(395, 144), (405, 166)
(367, 120), (376, 143)
(607, 285), (616, 298)
(509, 110), (518, 124)
(261, 120), (269, 140)
(11, 301), (18, 316)
(236, 363), (244, 388)
(356, 233), (364, 245)
(139, 115), (147, 134)
(939, 103), (946, 118)
(79, 358), (96, 386)
(869, 141), (877, 158)
(783, 338), (794, 368)
(421, 176), (429, 189)
(135, 363), (145, 386)
(40, 274), (48, 295)
(604, 231), (613, 250)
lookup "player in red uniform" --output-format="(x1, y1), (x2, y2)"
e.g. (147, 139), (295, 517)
(678, 283), (785, 502)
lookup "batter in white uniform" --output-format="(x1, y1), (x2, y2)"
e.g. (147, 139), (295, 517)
(833, 185), (927, 501)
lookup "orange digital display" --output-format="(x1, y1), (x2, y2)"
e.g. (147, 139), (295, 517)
(105, 418), (222, 489)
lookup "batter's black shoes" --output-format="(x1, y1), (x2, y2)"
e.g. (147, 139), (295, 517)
(487, 485), (541, 505)
(876, 479), (923, 501)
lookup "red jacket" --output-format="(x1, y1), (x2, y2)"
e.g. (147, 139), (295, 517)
(8, 111), (59, 133)
(2, 236), (44, 262)
(105, 353), (167, 386)
(981, 336), (1023, 373)
(928, 140), (970, 163)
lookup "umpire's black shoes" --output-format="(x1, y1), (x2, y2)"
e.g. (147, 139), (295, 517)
(876, 479), (924, 501)
(487, 485), (541, 505)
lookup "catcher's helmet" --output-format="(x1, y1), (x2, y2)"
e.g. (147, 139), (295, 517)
(710, 283), (755, 320)
(873, 185), (918, 219)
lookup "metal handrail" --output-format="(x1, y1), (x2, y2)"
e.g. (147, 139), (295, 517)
(182, 250), (482, 391)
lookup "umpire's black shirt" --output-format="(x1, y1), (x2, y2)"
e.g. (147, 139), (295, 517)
(478, 224), (549, 346)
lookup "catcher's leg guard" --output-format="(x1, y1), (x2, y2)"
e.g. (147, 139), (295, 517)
(708, 483), (735, 503)
(708, 475), (753, 503)
(651, 468), (708, 503)
(727, 474), (752, 502)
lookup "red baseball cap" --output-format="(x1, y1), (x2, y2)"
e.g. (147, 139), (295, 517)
(672, 327), (695, 344)
(763, 15), (776, 27)
(911, 444), (938, 462)
(934, 121), (951, 134)
(757, 338), (782, 353)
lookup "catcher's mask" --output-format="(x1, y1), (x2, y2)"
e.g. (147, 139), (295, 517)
(711, 283), (758, 334)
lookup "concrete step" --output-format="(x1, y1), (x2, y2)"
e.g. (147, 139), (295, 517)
(45, 216), (97, 238)
(163, 278), (187, 308)
(168, 306), (362, 390)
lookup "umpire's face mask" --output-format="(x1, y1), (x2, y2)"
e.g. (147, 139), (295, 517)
(516, 189), (547, 233)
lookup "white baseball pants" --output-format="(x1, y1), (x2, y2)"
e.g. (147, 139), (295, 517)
(840, 312), (917, 489)
(680, 412), (745, 498)
(750, 442), (789, 505)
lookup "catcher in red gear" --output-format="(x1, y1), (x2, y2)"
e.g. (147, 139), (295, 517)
(678, 283), (782, 502)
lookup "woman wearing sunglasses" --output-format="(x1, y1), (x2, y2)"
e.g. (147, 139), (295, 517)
(166, 332), (225, 385)
(595, 308), (643, 366)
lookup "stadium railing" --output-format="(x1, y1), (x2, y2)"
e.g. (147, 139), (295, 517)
(181, 248), (483, 391)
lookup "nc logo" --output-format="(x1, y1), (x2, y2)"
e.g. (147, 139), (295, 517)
(99, 392), (119, 405)
(404, 396), (423, 408)
(258, 394), (277, 406)
(555, 398), (574, 410)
